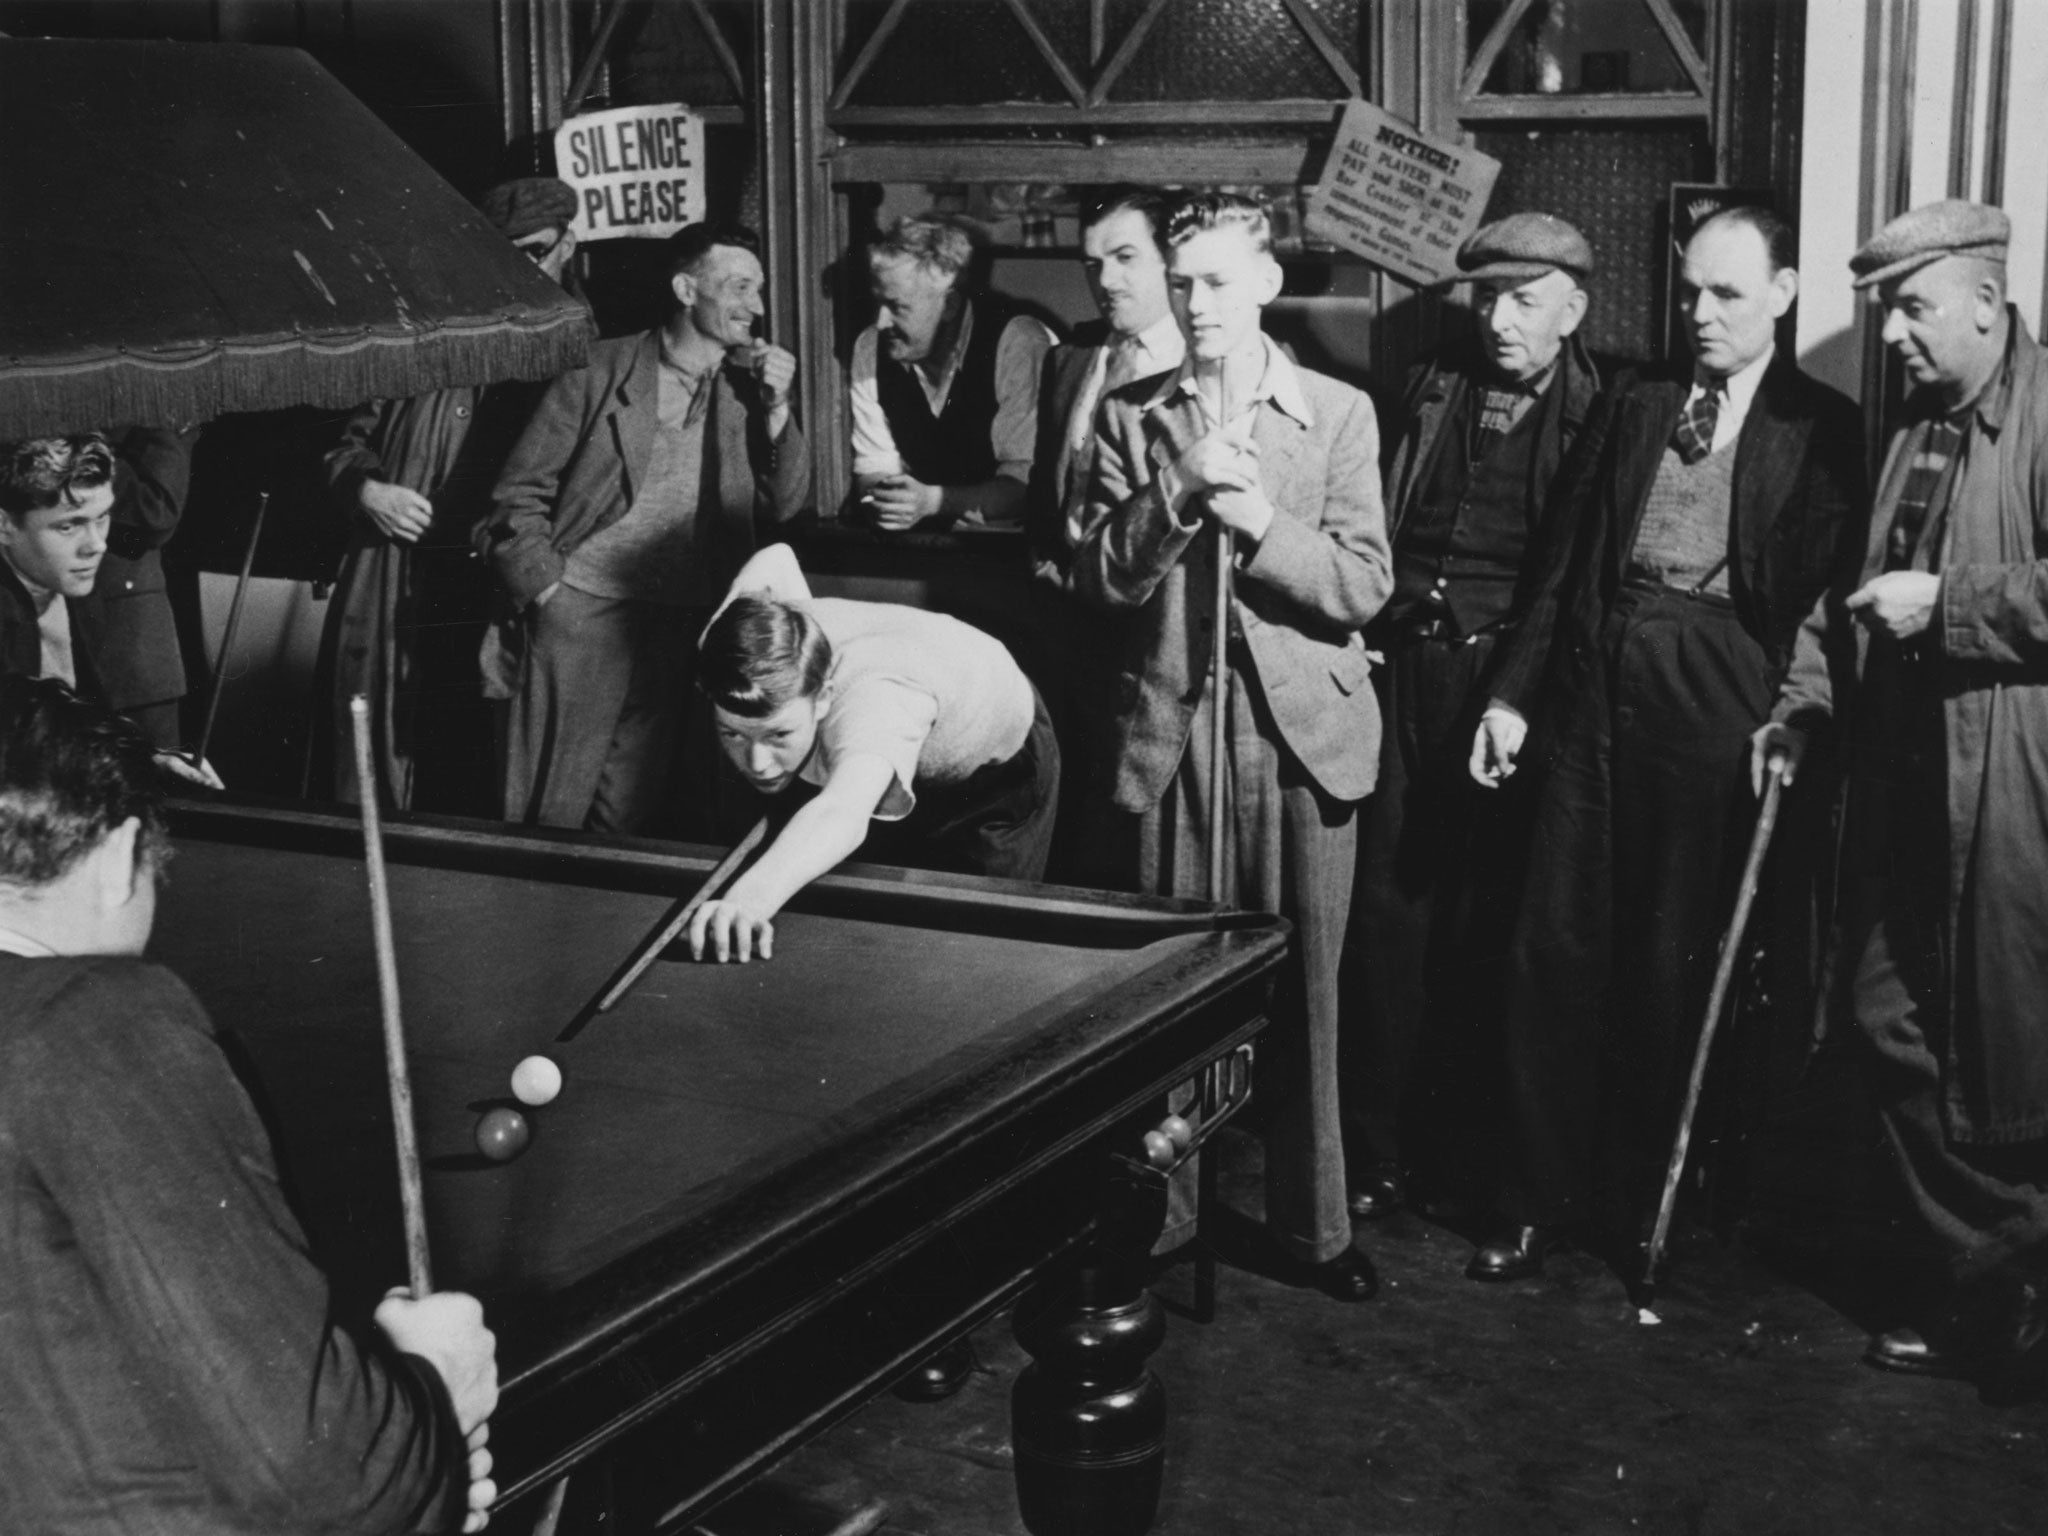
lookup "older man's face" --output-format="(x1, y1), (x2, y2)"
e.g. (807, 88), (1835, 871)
(870, 255), (959, 366)
(1878, 256), (2004, 395)
(683, 245), (768, 350)
(1676, 219), (1795, 380)
(1473, 269), (1586, 385)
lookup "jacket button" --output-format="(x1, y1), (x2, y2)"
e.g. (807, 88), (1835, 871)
(456, 405), (472, 418)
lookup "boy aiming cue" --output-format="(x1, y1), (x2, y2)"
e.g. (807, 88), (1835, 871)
(688, 543), (1059, 962)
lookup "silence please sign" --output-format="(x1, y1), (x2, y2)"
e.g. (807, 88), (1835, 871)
(555, 105), (706, 243)
(1303, 101), (1501, 288)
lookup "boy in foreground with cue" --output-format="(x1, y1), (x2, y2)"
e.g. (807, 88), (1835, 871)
(689, 542), (1059, 963)
(0, 676), (498, 1533)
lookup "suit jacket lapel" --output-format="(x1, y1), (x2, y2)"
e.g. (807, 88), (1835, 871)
(1729, 362), (1801, 588)
(608, 332), (663, 511)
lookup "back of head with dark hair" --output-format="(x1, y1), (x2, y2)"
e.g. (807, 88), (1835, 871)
(1162, 191), (1273, 256)
(1694, 205), (1798, 274)
(1081, 186), (1170, 241)
(667, 221), (763, 282)
(0, 434), (115, 520)
(697, 595), (834, 718)
(0, 676), (168, 890)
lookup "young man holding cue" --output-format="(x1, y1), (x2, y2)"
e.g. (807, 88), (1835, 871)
(0, 676), (497, 1532)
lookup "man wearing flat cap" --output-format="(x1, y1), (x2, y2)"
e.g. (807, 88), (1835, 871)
(320, 175), (581, 814)
(1341, 211), (1602, 1223)
(1461, 205), (1866, 1280)
(1757, 200), (2048, 1386)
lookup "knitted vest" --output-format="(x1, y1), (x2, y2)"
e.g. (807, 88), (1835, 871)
(1390, 381), (1544, 632)
(875, 293), (1028, 487)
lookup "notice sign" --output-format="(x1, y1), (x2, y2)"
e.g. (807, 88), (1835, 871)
(1303, 101), (1501, 287)
(555, 104), (705, 243)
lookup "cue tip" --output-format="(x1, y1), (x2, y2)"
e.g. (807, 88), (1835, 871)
(349, 693), (369, 720)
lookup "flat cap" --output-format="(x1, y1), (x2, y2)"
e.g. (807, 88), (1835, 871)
(1455, 212), (1594, 284)
(478, 177), (579, 240)
(1850, 200), (2010, 289)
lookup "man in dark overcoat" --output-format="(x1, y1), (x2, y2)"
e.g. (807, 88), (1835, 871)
(1759, 201), (2048, 1382)
(1343, 211), (1602, 1220)
(1466, 207), (1866, 1280)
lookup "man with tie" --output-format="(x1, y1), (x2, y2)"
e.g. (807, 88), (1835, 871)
(1343, 212), (1602, 1222)
(1027, 186), (1183, 884)
(1463, 206), (1865, 1280)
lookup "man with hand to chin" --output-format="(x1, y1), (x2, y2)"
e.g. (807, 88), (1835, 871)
(1755, 202), (2048, 1391)
(486, 221), (809, 838)
(1072, 192), (1392, 1304)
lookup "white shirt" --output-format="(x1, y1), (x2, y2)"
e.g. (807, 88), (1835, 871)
(3, 552), (74, 687)
(849, 299), (1057, 489)
(1688, 343), (1774, 455)
(0, 925), (56, 957)
(1060, 313), (1187, 550)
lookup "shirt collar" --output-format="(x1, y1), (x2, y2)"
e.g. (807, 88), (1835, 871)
(1114, 312), (1186, 372)
(1700, 343), (1773, 416)
(1160, 333), (1314, 429)
(0, 550), (57, 615)
(1961, 311), (2019, 435)
(0, 924), (55, 958)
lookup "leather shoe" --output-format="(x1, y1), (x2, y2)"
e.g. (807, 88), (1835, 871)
(1466, 1223), (1564, 1282)
(1347, 1167), (1406, 1221)
(892, 1337), (976, 1401)
(1301, 1246), (1380, 1303)
(1863, 1327), (1967, 1379)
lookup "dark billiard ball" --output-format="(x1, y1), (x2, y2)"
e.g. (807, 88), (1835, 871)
(1142, 1129), (1177, 1169)
(1159, 1114), (1194, 1150)
(475, 1107), (531, 1162)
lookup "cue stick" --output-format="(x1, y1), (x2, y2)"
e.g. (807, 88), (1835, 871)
(351, 694), (433, 1298)
(1640, 761), (1787, 1305)
(1205, 374), (1237, 906)
(591, 813), (773, 1013)
(192, 489), (271, 772)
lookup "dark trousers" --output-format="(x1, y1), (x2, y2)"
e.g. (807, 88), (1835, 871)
(503, 588), (722, 839)
(860, 684), (1062, 883)
(1499, 585), (1775, 1229)
(1844, 878), (2048, 1299)
(1343, 630), (1529, 1193)
(1134, 656), (1356, 1265)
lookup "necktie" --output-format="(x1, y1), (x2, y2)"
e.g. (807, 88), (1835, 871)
(1674, 380), (1723, 465)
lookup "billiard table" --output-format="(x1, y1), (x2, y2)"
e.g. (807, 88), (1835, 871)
(151, 798), (1288, 1529)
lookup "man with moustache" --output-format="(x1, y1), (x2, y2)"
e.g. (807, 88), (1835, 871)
(1027, 187), (1184, 884)
(1464, 207), (1865, 1281)
(1757, 202), (2048, 1384)
(850, 213), (1056, 531)
(1343, 212), (1602, 1222)
(1074, 192), (1391, 1301)
(487, 220), (809, 836)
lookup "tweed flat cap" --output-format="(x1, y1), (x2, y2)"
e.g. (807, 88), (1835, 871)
(1850, 200), (2010, 289)
(1455, 212), (1595, 284)
(478, 177), (579, 239)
